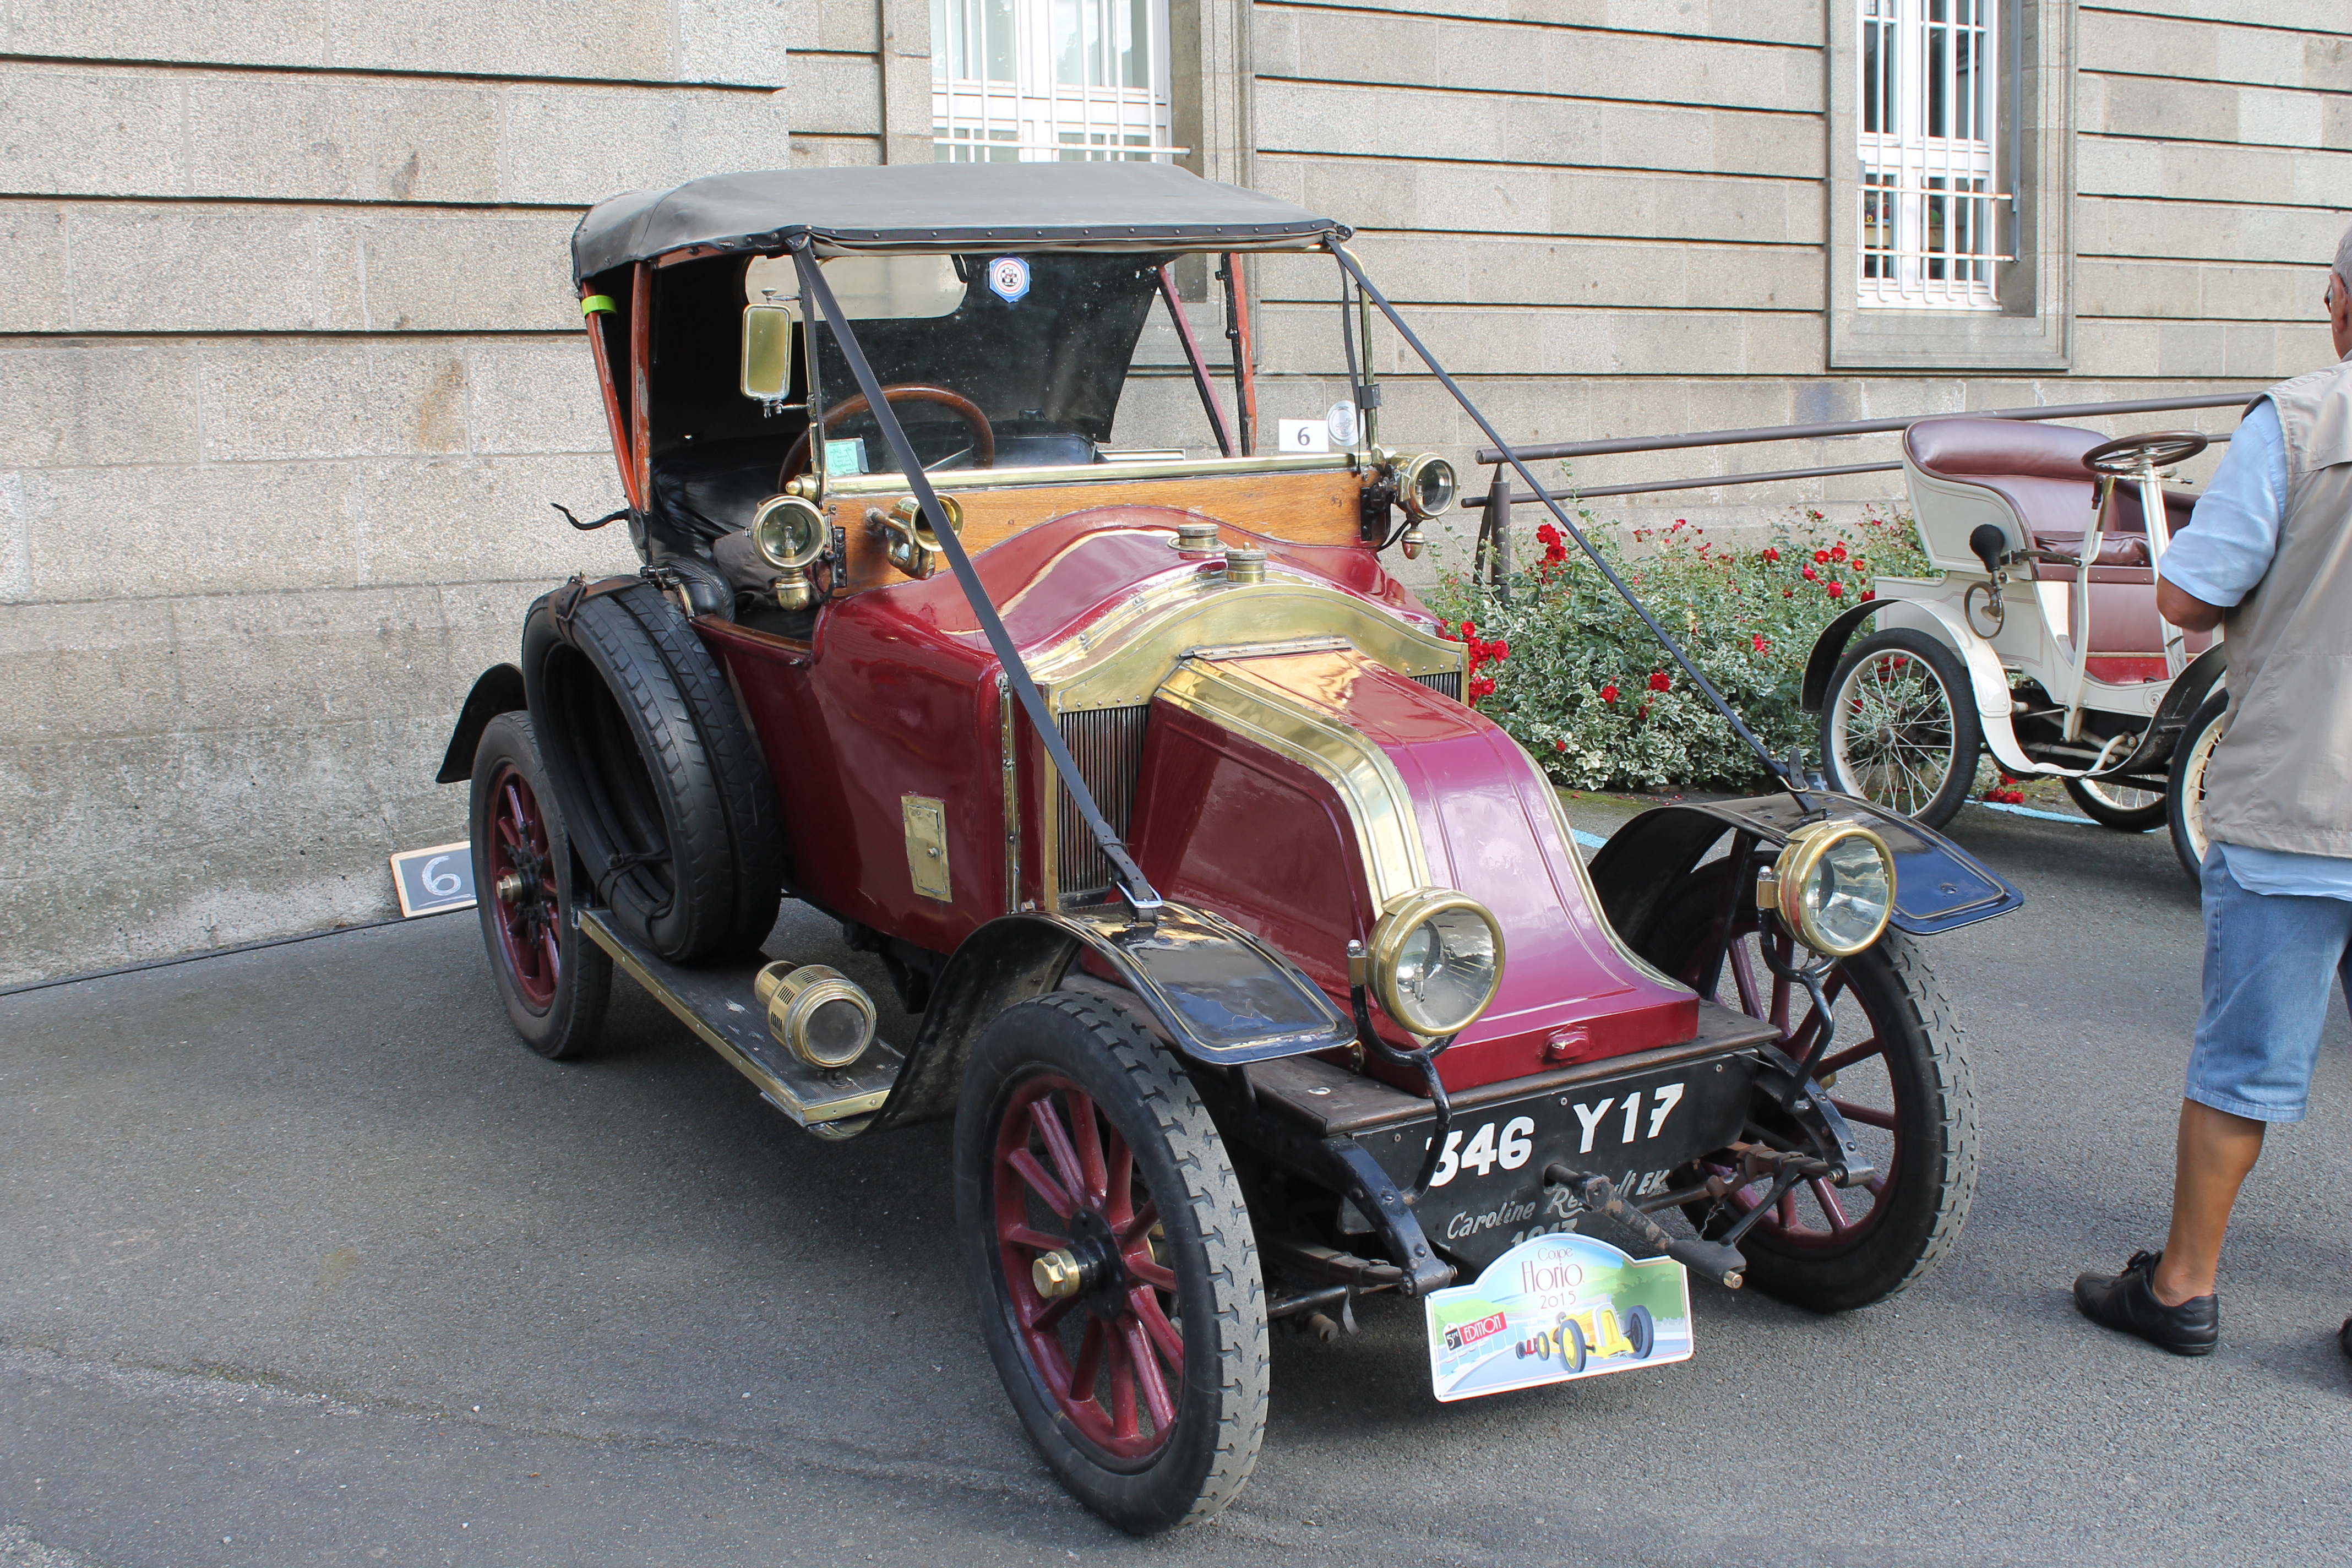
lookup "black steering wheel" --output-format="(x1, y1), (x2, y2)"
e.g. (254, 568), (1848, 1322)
(2081, 429), (2209, 478)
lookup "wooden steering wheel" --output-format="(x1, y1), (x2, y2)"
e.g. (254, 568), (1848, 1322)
(778, 384), (995, 485)
(2081, 429), (2209, 477)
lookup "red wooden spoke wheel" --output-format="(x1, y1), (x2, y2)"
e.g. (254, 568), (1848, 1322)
(467, 711), (609, 1061)
(484, 761), (562, 1011)
(954, 993), (1267, 1534)
(992, 1072), (1183, 1461)
(1636, 859), (1977, 1312)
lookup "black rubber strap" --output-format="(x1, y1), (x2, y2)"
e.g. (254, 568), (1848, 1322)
(1327, 242), (1789, 786)
(791, 243), (1164, 920)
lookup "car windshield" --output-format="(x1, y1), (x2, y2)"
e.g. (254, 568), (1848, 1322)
(762, 248), (1366, 477)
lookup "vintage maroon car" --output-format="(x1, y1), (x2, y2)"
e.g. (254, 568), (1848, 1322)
(437, 164), (2019, 1531)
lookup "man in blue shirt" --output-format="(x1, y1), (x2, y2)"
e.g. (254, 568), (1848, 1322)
(2075, 229), (2352, 1363)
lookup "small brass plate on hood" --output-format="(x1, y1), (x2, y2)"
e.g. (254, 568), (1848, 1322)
(904, 794), (952, 902)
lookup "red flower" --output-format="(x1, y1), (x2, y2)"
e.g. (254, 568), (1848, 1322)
(1490, 639), (1510, 662)
(1829, 543), (1848, 562)
(1458, 619), (1477, 640)
(1860, 589), (1875, 602)
(1554, 739), (1568, 753)
(1648, 671), (1672, 693)
(1469, 674), (1497, 701)
(1536, 522), (1562, 547)
(1801, 565), (1818, 581)
(1783, 588), (1794, 598)
(1752, 633), (1770, 652)
(1762, 547), (1781, 563)
(1852, 557), (1868, 573)
(1599, 683), (1619, 704)
(1814, 549), (1830, 564)
(1670, 519), (1686, 531)
(1826, 581), (1844, 598)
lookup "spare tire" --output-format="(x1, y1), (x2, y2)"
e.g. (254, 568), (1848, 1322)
(522, 580), (784, 962)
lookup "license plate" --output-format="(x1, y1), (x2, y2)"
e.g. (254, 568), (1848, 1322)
(1425, 1231), (1693, 1401)
(1364, 1052), (1757, 1272)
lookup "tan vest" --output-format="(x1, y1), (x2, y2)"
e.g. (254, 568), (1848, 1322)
(2201, 352), (2352, 856)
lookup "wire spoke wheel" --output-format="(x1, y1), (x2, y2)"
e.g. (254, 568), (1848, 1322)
(2167, 689), (2229, 886)
(2065, 772), (2166, 832)
(1820, 628), (1982, 829)
(1833, 652), (1955, 815)
(468, 711), (610, 1060)
(1635, 860), (1976, 1311)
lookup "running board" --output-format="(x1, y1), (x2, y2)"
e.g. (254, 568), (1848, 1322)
(578, 908), (905, 1135)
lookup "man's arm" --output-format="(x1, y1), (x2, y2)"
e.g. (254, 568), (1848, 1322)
(2155, 399), (2287, 633)
(2158, 575), (2228, 633)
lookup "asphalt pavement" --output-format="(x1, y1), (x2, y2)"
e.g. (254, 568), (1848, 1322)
(5, 799), (2350, 1567)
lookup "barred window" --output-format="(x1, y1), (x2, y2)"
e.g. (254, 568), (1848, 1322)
(1858, 0), (2001, 310)
(932, 0), (1177, 163)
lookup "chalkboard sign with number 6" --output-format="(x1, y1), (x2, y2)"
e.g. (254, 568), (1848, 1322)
(391, 840), (476, 917)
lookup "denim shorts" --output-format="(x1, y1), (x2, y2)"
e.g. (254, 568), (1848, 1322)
(2185, 849), (2352, 1122)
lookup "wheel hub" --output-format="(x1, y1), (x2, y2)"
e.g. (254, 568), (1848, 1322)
(1033, 1207), (1126, 1309)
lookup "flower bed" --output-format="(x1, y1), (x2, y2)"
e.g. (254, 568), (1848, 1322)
(1429, 503), (1936, 792)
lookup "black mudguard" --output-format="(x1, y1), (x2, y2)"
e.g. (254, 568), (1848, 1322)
(869, 903), (1352, 1133)
(1800, 600), (1893, 714)
(434, 663), (527, 784)
(1589, 789), (2022, 949)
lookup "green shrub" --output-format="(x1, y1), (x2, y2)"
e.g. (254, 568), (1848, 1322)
(1427, 502), (1936, 792)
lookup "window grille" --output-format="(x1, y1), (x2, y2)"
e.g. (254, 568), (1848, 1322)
(1858, 0), (2001, 309)
(932, 0), (1177, 163)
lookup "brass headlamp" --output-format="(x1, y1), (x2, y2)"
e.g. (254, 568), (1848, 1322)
(1387, 453), (1455, 560)
(753, 960), (878, 1069)
(1362, 887), (1504, 1038)
(1755, 821), (1896, 957)
(750, 494), (828, 609)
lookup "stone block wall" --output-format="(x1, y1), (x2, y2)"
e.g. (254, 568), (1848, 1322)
(1254, 1), (2344, 531)
(0, 1), (885, 982)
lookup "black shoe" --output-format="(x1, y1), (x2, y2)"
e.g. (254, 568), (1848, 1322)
(2073, 1249), (2219, 1356)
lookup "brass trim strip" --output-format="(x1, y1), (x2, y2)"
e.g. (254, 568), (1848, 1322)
(812, 449), (1360, 500)
(579, 911), (893, 1125)
(1155, 658), (1431, 905)
(999, 674), (1022, 912)
(1035, 579), (1465, 713)
(1185, 635), (1352, 661)
(1035, 724), (1062, 913)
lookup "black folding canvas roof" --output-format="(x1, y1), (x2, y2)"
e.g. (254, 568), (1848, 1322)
(571, 163), (1347, 281)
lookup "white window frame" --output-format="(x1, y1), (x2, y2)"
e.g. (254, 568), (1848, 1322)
(1857, 0), (2002, 311)
(932, 0), (1179, 163)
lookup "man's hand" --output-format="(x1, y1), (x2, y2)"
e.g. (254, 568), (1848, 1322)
(2157, 575), (2227, 633)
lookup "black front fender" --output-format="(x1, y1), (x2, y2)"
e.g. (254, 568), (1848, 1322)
(434, 663), (526, 784)
(869, 903), (1353, 1132)
(1589, 790), (2022, 950)
(1800, 601), (1892, 714)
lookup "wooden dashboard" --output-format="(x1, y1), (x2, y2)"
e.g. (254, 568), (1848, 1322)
(818, 465), (1370, 595)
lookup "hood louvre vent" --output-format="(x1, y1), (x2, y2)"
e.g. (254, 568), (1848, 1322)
(1056, 705), (1149, 901)
(1412, 669), (1462, 701)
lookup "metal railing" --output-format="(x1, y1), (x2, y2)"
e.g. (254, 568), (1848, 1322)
(1463, 390), (2255, 582)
